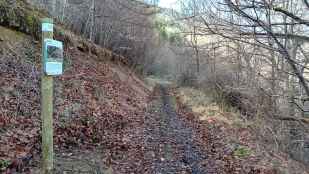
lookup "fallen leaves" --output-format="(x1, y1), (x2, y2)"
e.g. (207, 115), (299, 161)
(173, 87), (303, 174)
(0, 37), (149, 172)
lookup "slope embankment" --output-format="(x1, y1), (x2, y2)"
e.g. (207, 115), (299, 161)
(0, 1), (150, 173)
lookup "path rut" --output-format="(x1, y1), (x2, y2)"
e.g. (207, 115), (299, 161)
(144, 86), (209, 174)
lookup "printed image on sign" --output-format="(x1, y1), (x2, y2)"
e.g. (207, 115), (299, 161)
(43, 39), (63, 76)
(42, 23), (53, 32)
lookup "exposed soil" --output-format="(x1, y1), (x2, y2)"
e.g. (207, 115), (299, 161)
(143, 85), (210, 174)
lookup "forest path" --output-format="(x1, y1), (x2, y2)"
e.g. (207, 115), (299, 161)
(25, 85), (213, 174)
(144, 85), (209, 174)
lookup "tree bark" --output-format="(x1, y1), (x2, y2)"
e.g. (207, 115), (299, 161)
(89, 0), (95, 42)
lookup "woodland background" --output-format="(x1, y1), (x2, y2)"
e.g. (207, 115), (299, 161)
(13, 0), (309, 167)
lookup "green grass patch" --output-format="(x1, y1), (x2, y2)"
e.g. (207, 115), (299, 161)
(0, 159), (10, 171)
(233, 146), (252, 158)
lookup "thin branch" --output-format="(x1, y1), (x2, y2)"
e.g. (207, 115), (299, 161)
(224, 0), (309, 96)
(305, 0), (309, 9)
(272, 7), (309, 27)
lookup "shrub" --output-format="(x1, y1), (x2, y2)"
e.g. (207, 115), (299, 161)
(177, 72), (197, 87)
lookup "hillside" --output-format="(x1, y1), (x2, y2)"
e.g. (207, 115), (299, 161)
(1, 0), (309, 174)
(0, 1), (150, 173)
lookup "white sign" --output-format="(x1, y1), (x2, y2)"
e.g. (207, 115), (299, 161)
(42, 23), (53, 32)
(304, 101), (309, 112)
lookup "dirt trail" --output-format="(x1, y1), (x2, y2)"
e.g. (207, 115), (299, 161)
(144, 85), (209, 174)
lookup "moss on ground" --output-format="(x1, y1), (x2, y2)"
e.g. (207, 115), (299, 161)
(233, 146), (252, 158)
(0, 26), (25, 43)
(0, 0), (126, 64)
(0, 0), (56, 40)
(0, 159), (10, 171)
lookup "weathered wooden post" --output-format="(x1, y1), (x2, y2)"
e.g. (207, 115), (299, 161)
(41, 18), (64, 174)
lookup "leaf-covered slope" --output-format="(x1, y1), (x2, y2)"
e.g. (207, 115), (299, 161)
(0, 2), (150, 172)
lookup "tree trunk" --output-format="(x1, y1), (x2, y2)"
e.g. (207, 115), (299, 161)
(61, 0), (67, 22)
(89, 0), (95, 42)
(51, 0), (56, 16)
(288, 39), (298, 117)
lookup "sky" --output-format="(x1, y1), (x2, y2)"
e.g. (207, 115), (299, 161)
(159, 0), (178, 8)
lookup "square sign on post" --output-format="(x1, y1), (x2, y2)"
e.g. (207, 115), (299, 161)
(42, 22), (53, 32)
(43, 39), (63, 76)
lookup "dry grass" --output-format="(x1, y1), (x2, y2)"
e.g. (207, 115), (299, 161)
(176, 87), (309, 174)
(177, 87), (244, 126)
(144, 76), (172, 91)
(0, 26), (25, 44)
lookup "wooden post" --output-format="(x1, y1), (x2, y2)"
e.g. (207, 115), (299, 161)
(41, 18), (54, 174)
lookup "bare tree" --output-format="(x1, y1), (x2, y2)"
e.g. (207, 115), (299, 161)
(28, 0), (158, 72)
(173, 0), (309, 164)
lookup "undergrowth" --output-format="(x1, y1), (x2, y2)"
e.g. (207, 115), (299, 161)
(177, 87), (244, 126)
(176, 87), (309, 174)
